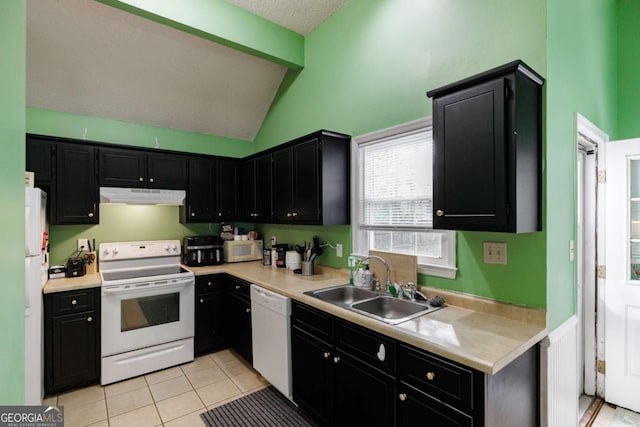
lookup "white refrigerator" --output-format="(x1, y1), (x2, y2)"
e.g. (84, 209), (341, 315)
(25, 188), (48, 405)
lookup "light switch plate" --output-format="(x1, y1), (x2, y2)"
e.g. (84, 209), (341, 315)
(483, 242), (507, 264)
(336, 244), (343, 257)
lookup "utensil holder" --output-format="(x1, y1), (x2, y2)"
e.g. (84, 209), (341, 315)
(301, 261), (314, 276)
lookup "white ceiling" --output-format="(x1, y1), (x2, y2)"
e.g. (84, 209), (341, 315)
(26, 0), (348, 142)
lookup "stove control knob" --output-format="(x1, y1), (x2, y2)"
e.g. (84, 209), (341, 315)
(112, 248), (119, 256)
(164, 244), (170, 251)
(171, 244), (178, 251)
(103, 248), (110, 256)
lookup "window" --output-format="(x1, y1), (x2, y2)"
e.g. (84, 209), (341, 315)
(352, 117), (457, 279)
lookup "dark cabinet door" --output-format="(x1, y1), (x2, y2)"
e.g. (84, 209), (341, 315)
(55, 143), (98, 224)
(26, 138), (54, 184)
(226, 294), (252, 363)
(333, 351), (395, 427)
(291, 326), (334, 426)
(254, 153), (272, 222)
(428, 60), (543, 233)
(195, 278), (225, 355)
(216, 158), (237, 221)
(184, 157), (216, 222)
(432, 78), (507, 230)
(99, 147), (147, 188)
(396, 383), (474, 427)
(237, 159), (255, 222)
(48, 311), (98, 394)
(147, 153), (187, 189)
(292, 139), (320, 223)
(272, 147), (293, 222)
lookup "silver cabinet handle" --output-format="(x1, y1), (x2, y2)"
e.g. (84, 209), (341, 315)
(245, 308), (251, 313)
(287, 213), (292, 217)
(207, 282), (212, 286)
(139, 177), (144, 181)
(88, 212), (94, 218)
(71, 299), (77, 305)
(235, 285), (240, 290)
(292, 212), (298, 217)
(87, 316), (92, 322)
(218, 212), (222, 217)
(333, 357), (340, 364)
(323, 352), (330, 359)
(191, 212), (195, 217)
(149, 178), (154, 183)
(426, 372), (435, 381)
(436, 210), (444, 217)
(399, 393), (407, 401)
(200, 299), (204, 303)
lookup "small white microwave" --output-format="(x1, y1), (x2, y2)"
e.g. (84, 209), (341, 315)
(223, 239), (263, 263)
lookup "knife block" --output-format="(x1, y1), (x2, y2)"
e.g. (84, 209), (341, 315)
(85, 251), (98, 275)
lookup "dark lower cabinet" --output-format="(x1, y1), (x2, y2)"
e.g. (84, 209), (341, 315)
(44, 288), (100, 395)
(291, 327), (334, 425)
(333, 350), (395, 427)
(225, 276), (252, 363)
(292, 300), (539, 427)
(291, 301), (396, 427)
(397, 382), (473, 427)
(195, 275), (225, 355)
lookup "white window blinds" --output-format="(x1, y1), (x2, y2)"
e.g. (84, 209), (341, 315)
(358, 129), (433, 229)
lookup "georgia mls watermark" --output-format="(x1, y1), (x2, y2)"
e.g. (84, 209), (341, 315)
(0, 406), (64, 427)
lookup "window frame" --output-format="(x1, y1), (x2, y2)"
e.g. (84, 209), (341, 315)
(351, 117), (457, 279)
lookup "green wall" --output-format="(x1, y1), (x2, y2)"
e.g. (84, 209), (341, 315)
(254, 0), (548, 308)
(546, 0), (618, 329)
(617, 0), (640, 139)
(0, 1), (26, 404)
(27, 107), (253, 157)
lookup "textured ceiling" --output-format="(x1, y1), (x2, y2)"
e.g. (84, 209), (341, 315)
(26, 0), (347, 141)
(224, 0), (349, 35)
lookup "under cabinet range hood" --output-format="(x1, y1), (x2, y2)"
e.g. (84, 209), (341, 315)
(99, 187), (186, 205)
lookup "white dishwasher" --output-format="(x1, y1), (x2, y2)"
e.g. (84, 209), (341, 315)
(250, 284), (292, 400)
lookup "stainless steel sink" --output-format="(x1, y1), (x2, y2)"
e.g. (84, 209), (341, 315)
(304, 285), (443, 325)
(351, 296), (438, 325)
(307, 284), (378, 305)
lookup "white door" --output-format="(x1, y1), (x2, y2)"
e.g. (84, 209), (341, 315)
(605, 137), (640, 412)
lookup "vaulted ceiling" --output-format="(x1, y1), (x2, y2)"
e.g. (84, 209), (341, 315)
(26, 0), (348, 141)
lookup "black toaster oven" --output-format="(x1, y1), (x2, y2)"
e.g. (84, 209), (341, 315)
(182, 235), (224, 266)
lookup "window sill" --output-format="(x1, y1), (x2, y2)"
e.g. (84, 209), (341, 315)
(418, 264), (457, 279)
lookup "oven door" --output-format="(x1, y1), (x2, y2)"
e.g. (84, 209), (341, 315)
(101, 276), (195, 357)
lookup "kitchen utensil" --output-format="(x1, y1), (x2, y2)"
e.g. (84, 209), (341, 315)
(301, 261), (313, 276)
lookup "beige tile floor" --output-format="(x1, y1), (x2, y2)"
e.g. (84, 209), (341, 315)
(43, 349), (269, 427)
(591, 402), (640, 427)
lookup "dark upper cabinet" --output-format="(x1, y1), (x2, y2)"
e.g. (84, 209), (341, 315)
(26, 138), (55, 216)
(99, 147), (187, 190)
(215, 158), (237, 221)
(427, 60), (544, 233)
(272, 131), (350, 225)
(182, 157), (216, 223)
(239, 153), (272, 222)
(55, 143), (98, 224)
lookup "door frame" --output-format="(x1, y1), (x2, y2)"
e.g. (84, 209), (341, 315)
(575, 113), (608, 398)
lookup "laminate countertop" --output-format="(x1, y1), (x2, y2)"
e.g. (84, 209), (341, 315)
(42, 262), (547, 375)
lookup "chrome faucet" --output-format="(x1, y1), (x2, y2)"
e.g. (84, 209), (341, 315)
(357, 255), (391, 291)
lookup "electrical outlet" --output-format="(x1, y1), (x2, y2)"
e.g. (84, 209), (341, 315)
(270, 236), (277, 246)
(336, 244), (343, 257)
(77, 238), (90, 251)
(483, 242), (507, 264)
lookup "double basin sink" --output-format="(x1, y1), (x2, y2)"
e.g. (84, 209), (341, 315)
(304, 284), (443, 325)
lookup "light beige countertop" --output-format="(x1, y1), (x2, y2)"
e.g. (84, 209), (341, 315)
(43, 273), (101, 294)
(42, 261), (547, 375)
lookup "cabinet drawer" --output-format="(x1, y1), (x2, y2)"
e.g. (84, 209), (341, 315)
(50, 289), (96, 315)
(398, 344), (477, 412)
(227, 276), (250, 298)
(196, 275), (223, 295)
(292, 301), (333, 343)
(335, 319), (396, 375)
